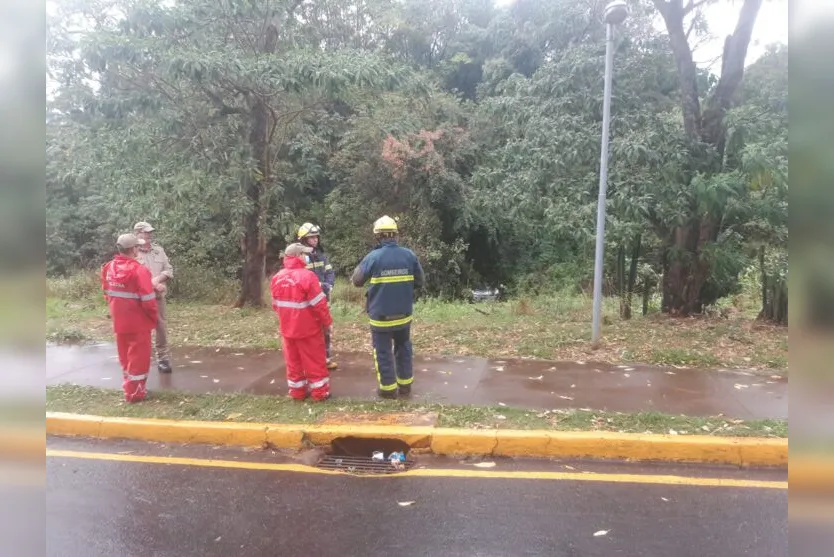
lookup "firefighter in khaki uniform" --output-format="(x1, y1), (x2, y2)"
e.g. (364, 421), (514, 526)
(133, 221), (174, 373)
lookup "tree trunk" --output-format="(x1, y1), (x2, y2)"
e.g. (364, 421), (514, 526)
(236, 97), (271, 308)
(654, 0), (763, 315)
(623, 234), (640, 320)
(235, 23), (279, 308)
(617, 244), (627, 319)
(662, 218), (718, 315)
(759, 245), (767, 313)
(758, 246), (787, 325)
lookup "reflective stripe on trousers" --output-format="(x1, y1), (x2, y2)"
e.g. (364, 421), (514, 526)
(287, 379), (308, 389)
(309, 377), (329, 389)
(125, 373), (148, 381)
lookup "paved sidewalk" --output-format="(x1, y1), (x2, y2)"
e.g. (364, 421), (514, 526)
(46, 343), (787, 419)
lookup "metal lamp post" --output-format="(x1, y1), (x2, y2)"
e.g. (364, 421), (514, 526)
(591, 0), (629, 346)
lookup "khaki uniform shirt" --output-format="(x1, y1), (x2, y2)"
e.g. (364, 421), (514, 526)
(137, 244), (174, 295)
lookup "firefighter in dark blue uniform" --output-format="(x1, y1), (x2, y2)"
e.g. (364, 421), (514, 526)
(297, 222), (338, 369)
(351, 216), (424, 399)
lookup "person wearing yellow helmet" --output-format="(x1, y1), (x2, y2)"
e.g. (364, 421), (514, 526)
(351, 215), (425, 399)
(296, 222), (338, 369)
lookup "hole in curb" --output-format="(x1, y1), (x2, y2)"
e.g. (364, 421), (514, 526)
(316, 436), (414, 475)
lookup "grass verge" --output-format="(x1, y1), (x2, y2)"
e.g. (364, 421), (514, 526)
(46, 278), (789, 371)
(47, 384), (787, 438)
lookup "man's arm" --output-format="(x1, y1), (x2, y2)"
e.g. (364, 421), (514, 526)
(155, 246), (174, 284)
(306, 274), (333, 328)
(136, 267), (159, 324)
(351, 255), (371, 287)
(322, 254), (336, 290)
(413, 256), (425, 290)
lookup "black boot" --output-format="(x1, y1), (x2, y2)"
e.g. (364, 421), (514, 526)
(398, 384), (412, 397)
(158, 360), (172, 373)
(377, 388), (398, 400)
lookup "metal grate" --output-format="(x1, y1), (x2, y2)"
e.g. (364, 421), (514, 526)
(316, 454), (414, 475)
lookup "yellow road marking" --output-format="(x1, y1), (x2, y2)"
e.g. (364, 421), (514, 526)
(46, 449), (787, 489)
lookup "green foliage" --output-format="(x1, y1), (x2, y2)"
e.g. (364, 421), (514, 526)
(46, 0), (788, 317)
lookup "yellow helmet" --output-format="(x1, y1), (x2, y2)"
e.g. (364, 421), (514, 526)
(373, 215), (398, 234)
(296, 222), (320, 240)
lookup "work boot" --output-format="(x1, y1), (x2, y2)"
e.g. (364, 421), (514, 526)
(398, 384), (412, 397)
(326, 359), (338, 370)
(377, 388), (398, 400)
(157, 360), (172, 374)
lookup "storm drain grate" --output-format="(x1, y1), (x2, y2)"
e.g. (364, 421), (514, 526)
(316, 455), (414, 475)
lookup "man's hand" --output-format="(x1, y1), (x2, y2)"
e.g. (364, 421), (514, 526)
(325, 325), (333, 340)
(154, 283), (167, 294)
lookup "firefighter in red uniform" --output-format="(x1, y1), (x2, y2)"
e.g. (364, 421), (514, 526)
(101, 234), (159, 403)
(271, 243), (334, 401)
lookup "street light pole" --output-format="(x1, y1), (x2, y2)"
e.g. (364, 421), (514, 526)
(591, 0), (628, 346)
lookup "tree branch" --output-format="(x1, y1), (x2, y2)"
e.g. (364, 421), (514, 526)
(654, 0), (701, 138)
(683, 0), (711, 16)
(707, 0), (764, 113)
(198, 82), (245, 116)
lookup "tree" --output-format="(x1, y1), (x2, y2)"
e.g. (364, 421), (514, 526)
(48, 0), (415, 306)
(652, 0), (764, 315)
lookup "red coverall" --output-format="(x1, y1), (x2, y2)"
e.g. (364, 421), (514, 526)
(271, 256), (334, 401)
(101, 254), (158, 402)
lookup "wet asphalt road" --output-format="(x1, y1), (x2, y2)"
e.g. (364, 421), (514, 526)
(47, 438), (788, 557)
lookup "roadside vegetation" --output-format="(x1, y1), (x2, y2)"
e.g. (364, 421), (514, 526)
(46, 272), (787, 372)
(47, 384), (787, 438)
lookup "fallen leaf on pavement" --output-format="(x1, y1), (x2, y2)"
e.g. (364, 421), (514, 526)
(558, 395), (574, 401)
(270, 379), (275, 384)
(661, 497), (670, 502)
(623, 373), (631, 378)
(213, 379), (220, 383)
(190, 360), (202, 364)
(200, 375), (209, 379)
(733, 384), (749, 389)
(234, 353), (244, 356)
(226, 413), (243, 420)
(473, 462), (496, 468)
(498, 402), (506, 406)
(528, 375), (543, 381)
(564, 465), (575, 470)
(397, 501), (416, 507)
(593, 530), (609, 537)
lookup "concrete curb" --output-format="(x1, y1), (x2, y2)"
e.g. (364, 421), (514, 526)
(45, 412), (788, 467)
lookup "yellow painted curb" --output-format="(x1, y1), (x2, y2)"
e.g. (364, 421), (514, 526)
(45, 412), (788, 467)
